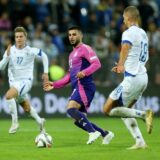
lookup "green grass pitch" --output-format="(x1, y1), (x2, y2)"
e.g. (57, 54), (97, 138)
(0, 117), (159, 160)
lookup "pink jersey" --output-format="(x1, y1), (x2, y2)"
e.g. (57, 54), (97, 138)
(53, 43), (101, 88)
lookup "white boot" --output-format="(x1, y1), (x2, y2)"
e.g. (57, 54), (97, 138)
(87, 131), (101, 144)
(102, 131), (114, 144)
(9, 122), (19, 134)
(127, 141), (147, 150)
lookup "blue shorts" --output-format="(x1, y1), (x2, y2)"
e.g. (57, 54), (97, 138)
(69, 85), (95, 113)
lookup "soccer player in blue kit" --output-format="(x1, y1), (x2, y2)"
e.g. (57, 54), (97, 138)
(103, 6), (153, 149)
(44, 26), (114, 144)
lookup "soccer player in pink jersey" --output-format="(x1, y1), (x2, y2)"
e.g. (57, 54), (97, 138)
(44, 26), (114, 144)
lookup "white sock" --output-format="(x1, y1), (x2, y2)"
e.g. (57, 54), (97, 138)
(6, 99), (18, 123)
(109, 107), (145, 119)
(122, 118), (145, 144)
(29, 106), (42, 124)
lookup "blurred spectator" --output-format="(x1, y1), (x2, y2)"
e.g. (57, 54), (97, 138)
(0, 0), (12, 16)
(30, 22), (46, 84)
(93, 27), (109, 84)
(93, 27), (109, 59)
(21, 0), (36, 22)
(23, 16), (35, 36)
(70, 0), (91, 32)
(48, 24), (65, 54)
(96, 0), (113, 28)
(77, 0), (91, 32)
(31, 23), (46, 48)
(43, 35), (59, 65)
(0, 12), (12, 31)
(87, 11), (99, 33)
(107, 41), (122, 86)
(35, 0), (50, 23)
(147, 21), (160, 54)
(43, 16), (53, 33)
(56, 0), (72, 32)
(138, 0), (154, 31)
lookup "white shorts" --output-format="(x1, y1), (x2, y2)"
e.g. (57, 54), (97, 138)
(9, 79), (33, 103)
(109, 73), (148, 107)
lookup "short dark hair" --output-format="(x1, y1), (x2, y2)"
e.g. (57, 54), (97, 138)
(67, 25), (82, 32)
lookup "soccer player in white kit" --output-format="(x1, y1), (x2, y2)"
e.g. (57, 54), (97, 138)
(0, 26), (49, 134)
(103, 6), (153, 149)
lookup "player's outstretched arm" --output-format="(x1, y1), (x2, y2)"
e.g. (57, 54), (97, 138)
(42, 73), (49, 82)
(0, 44), (12, 70)
(41, 51), (49, 81)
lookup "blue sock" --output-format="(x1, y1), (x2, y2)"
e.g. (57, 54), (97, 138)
(67, 108), (95, 133)
(74, 121), (87, 131)
(74, 121), (108, 137)
(91, 123), (108, 137)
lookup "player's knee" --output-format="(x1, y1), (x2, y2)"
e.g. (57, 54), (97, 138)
(24, 107), (30, 112)
(21, 101), (30, 112)
(5, 88), (18, 100)
(5, 93), (13, 100)
(103, 106), (110, 115)
(23, 104), (30, 112)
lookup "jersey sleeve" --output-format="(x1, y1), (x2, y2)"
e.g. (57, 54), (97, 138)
(52, 73), (71, 88)
(31, 47), (42, 57)
(41, 51), (49, 73)
(122, 30), (133, 46)
(32, 47), (49, 73)
(81, 46), (101, 76)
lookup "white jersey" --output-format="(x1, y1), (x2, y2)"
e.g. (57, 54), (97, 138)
(122, 25), (149, 75)
(8, 45), (39, 81)
(0, 45), (48, 101)
(7, 45), (48, 81)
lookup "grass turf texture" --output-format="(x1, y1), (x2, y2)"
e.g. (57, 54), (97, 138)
(0, 117), (159, 160)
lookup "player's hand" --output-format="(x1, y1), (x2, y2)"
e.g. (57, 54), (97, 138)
(116, 65), (125, 73)
(76, 71), (85, 79)
(43, 81), (54, 91)
(6, 44), (12, 56)
(111, 62), (125, 73)
(111, 66), (118, 72)
(42, 73), (49, 82)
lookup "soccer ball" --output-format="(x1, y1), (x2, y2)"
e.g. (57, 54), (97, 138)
(35, 132), (52, 148)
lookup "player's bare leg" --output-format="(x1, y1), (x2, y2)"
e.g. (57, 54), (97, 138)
(103, 98), (117, 115)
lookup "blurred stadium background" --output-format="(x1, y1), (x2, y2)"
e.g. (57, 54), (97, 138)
(0, 0), (160, 117)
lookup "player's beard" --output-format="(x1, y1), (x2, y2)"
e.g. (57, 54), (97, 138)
(70, 39), (80, 47)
